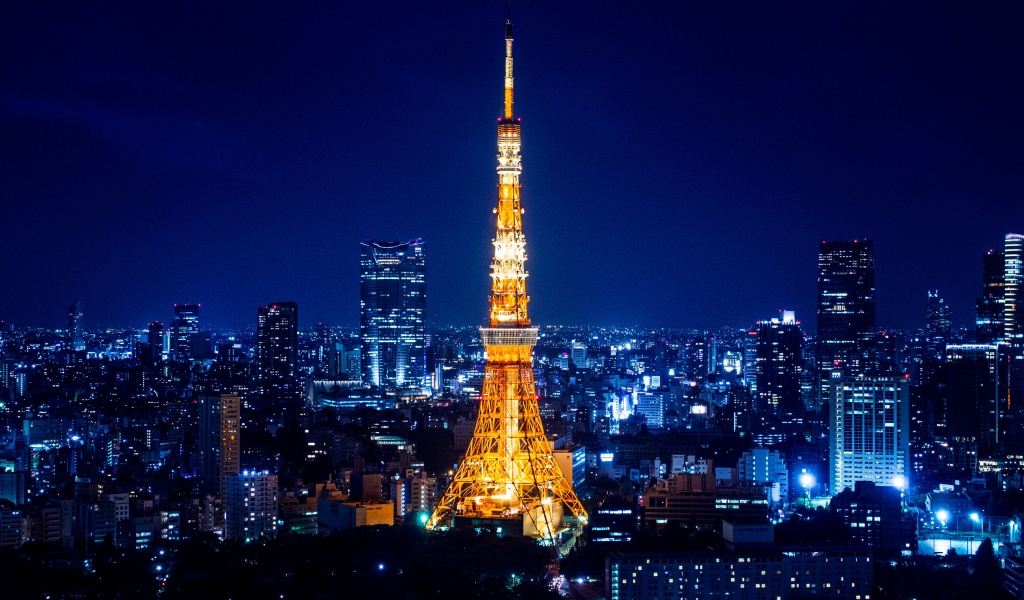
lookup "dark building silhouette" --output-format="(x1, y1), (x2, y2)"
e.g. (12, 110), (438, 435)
(257, 302), (299, 400)
(925, 291), (951, 362)
(830, 481), (916, 556)
(817, 240), (876, 399)
(67, 301), (84, 351)
(146, 321), (164, 365)
(359, 239), (426, 390)
(940, 344), (999, 450)
(755, 311), (803, 433)
(975, 249), (1005, 344)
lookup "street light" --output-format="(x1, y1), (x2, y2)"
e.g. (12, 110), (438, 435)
(799, 473), (815, 508)
(969, 512), (981, 554)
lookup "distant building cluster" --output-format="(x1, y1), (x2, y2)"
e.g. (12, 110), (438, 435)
(0, 232), (1022, 594)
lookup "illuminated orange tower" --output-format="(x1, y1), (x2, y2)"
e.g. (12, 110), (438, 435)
(427, 20), (587, 542)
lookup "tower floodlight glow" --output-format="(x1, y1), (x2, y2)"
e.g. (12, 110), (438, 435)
(426, 19), (587, 544)
(799, 473), (815, 490)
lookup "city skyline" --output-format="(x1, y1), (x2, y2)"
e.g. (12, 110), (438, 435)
(2, 3), (1022, 330)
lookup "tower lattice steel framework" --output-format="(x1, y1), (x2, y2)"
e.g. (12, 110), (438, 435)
(427, 20), (587, 541)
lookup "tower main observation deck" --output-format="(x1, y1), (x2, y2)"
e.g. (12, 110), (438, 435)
(426, 21), (588, 543)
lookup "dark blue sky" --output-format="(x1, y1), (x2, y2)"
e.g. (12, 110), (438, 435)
(1, 2), (1021, 331)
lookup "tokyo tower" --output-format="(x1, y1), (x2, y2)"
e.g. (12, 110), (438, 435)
(426, 19), (588, 542)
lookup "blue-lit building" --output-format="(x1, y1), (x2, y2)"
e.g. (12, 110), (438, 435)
(170, 303), (200, 361)
(359, 239), (426, 390)
(830, 375), (910, 495)
(67, 301), (84, 351)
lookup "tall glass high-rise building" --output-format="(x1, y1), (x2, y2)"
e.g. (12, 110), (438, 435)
(359, 239), (426, 390)
(67, 301), (85, 351)
(817, 240), (876, 398)
(257, 302), (299, 400)
(924, 290), (952, 361)
(171, 303), (200, 361)
(1006, 233), (1023, 342)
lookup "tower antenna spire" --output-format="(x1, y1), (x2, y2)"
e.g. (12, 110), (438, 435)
(503, 9), (514, 120)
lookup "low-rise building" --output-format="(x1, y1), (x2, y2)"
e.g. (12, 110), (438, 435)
(606, 547), (873, 600)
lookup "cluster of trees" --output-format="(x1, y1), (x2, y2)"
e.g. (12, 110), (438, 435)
(1, 526), (561, 600)
(874, 538), (1010, 600)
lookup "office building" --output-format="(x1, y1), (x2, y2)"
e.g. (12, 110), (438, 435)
(224, 470), (278, 543)
(635, 392), (665, 429)
(817, 240), (876, 396)
(571, 342), (587, 369)
(146, 321), (165, 365)
(755, 311), (803, 432)
(830, 375), (910, 495)
(742, 329), (758, 393)
(942, 344), (999, 448)
(257, 302), (299, 400)
(67, 301), (84, 351)
(360, 239), (426, 390)
(924, 290), (951, 361)
(1007, 233), (1024, 341)
(170, 304), (200, 361)
(975, 249), (1004, 344)
(589, 497), (636, 543)
(198, 393), (241, 497)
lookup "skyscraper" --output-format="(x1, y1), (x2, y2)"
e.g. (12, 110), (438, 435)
(817, 240), (876, 396)
(359, 239), (426, 390)
(975, 249), (1005, 344)
(755, 311), (803, 433)
(941, 344), (999, 448)
(67, 301), (84, 351)
(1006, 233), (1024, 342)
(170, 304), (200, 361)
(924, 290), (951, 361)
(257, 302), (299, 400)
(146, 321), (164, 366)
(428, 20), (586, 540)
(830, 375), (909, 495)
(198, 392), (240, 497)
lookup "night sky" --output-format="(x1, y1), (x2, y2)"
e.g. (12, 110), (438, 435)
(2, 2), (1022, 331)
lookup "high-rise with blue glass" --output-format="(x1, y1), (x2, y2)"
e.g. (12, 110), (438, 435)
(359, 239), (426, 390)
